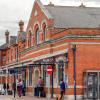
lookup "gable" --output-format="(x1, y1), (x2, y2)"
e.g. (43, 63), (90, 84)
(27, 0), (53, 31)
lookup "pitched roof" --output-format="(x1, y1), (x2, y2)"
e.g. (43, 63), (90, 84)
(0, 43), (8, 50)
(45, 5), (100, 28)
(0, 36), (17, 50)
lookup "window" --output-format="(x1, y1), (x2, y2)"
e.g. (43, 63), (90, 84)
(43, 24), (46, 41)
(2, 56), (6, 61)
(36, 28), (40, 44)
(7, 51), (9, 62)
(11, 49), (13, 61)
(15, 48), (16, 60)
(58, 60), (64, 84)
(29, 67), (32, 86)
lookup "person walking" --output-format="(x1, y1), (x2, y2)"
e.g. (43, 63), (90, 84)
(60, 79), (66, 100)
(17, 79), (22, 97)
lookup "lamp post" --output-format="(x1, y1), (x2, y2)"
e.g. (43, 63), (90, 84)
(72, 44), (77, 100)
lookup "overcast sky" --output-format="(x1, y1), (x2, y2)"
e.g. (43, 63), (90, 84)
(0, 0), (100, 45)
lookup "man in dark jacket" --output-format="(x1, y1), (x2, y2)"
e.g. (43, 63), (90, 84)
(60, 79), (66, 100)
(3, 83), (6, 95)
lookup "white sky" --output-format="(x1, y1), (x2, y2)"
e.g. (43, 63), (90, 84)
(0, 0), (100, 45)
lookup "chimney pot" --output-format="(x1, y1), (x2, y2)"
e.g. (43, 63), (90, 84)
(79, 3), (86, 7)
(48, 2), (54, 6)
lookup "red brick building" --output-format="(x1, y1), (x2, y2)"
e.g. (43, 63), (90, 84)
(0, 0), (100, 99)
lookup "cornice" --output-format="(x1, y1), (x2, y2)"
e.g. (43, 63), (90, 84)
(19, 33), (100, 55)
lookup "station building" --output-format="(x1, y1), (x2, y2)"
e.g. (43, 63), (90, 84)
(0, 0), (100, 99)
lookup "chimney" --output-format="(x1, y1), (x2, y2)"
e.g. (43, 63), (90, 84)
(19, 20), (24, 32)
(5, 30), (9, 44)
(48, 2), (54, 6)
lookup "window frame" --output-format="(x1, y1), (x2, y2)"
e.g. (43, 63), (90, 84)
(36, 28), (40, 44)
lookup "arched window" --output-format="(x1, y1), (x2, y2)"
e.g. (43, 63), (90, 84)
(43, 24), (46, 41)
(58, 60), (64, 84)
(36, 28), (40, 44)
(29, 30), (32, 47)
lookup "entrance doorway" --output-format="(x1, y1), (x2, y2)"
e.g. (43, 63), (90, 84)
(84, 71), (100, 99)
(34, 70), (39, 86)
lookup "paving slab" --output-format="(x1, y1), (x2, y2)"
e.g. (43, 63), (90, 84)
(0, 95), (55, 100)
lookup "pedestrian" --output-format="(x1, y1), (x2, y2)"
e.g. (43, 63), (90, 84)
(60, 79), (66, 100)
(22, 80), (26, 96)
(12, 82), (16, 97)
(7, 83), (9, 94)
(41, 79), (46, 97)
(3, 83), (6, 95)
(37, 77), (43, 97)
(17, 79), (22, 97)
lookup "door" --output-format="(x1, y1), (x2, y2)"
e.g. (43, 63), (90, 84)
(87, 72), (98, 99)
(34, 70), (39, 86)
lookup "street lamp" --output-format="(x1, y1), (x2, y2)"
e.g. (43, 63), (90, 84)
(72, 44), (77, 100)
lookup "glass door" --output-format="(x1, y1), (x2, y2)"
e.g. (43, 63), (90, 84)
(87, 72), (98, 99)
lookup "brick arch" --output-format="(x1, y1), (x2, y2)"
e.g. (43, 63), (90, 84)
(41, 20), (47, 30)
(33, 21), (40, 33)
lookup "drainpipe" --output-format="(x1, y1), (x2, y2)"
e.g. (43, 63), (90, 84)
(72, 44), (77, 100)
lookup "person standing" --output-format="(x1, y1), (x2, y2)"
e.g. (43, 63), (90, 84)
(37, 77), (43, 97)
(60, 79), (66, 100)
(12, 82), (16, 97)
(22, 80), (26, 96)
(17, 79), (22, 97)
(3, 83), (6, 95)
(7, 83), (9, 94)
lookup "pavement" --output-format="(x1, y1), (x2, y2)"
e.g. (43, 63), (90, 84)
(0, 95), (56, 100)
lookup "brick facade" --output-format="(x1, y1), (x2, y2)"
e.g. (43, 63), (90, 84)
(0, 0), (100, 99)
